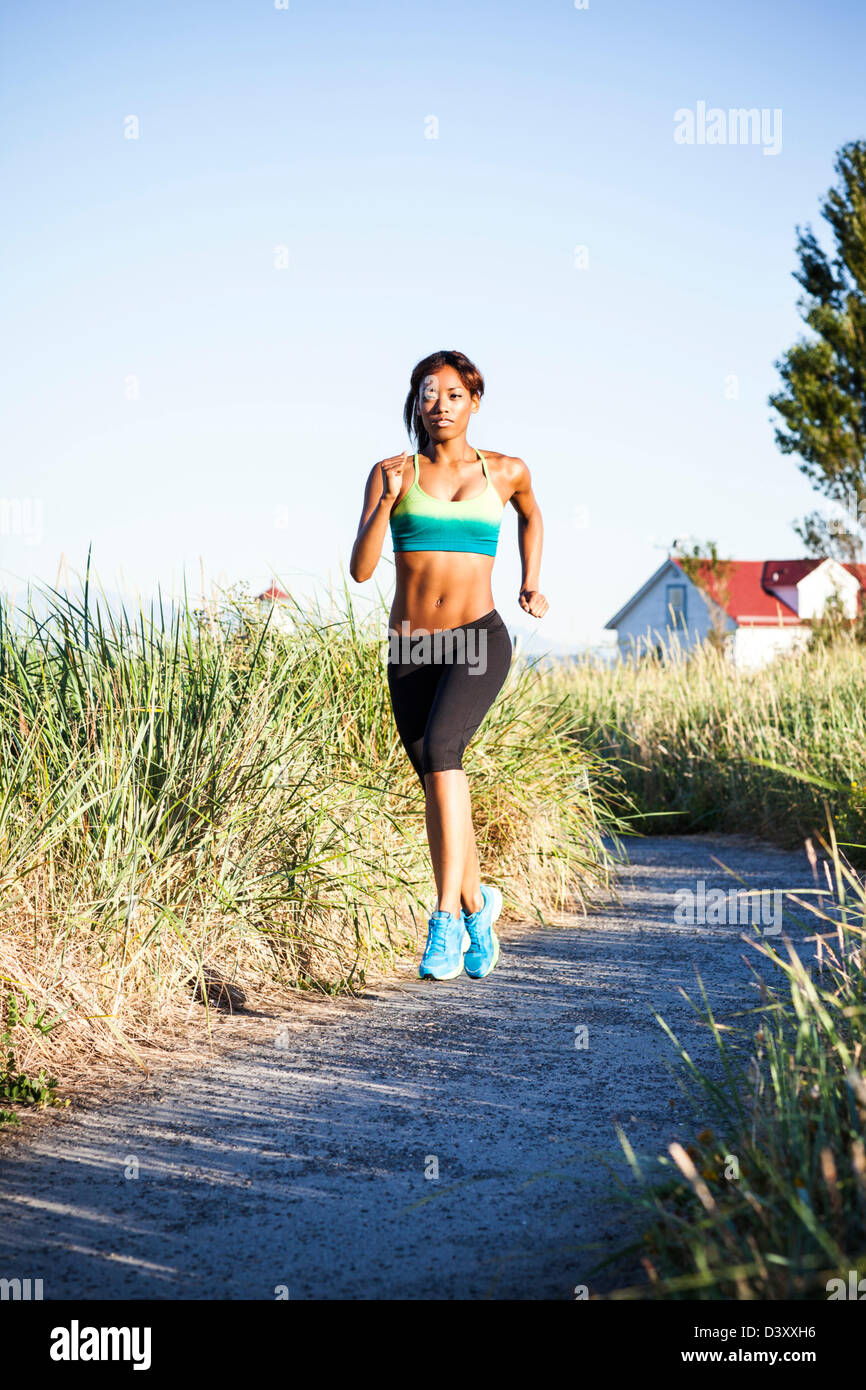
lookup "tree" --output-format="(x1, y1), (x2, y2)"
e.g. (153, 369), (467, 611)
(672, 539), (734, 653)
(769, 140), (866, 562)
(807, 589), (866, 649)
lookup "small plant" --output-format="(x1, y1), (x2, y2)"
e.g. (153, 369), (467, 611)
(0, 990), (67, 1125)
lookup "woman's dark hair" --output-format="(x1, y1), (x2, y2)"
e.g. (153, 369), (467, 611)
(403, 350), (485, 453)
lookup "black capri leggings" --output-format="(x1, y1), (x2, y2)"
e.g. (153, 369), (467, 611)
(386, 608), (513, 788)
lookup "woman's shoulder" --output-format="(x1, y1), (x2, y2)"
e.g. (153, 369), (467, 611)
(477, 450), (528, 483)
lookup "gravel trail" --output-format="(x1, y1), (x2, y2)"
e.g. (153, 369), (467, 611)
(0, 833), (818, 1300)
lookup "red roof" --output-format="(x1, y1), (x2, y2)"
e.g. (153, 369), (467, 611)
(671, 557), (866, 626)
(256, 584), (290, 602)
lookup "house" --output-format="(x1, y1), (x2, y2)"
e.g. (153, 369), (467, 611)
(254, 583), (293, 634)
(256, 583), (290, 603)
(605, 556), (866, 668)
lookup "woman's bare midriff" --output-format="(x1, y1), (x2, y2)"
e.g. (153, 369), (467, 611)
(389, 551), (496, 633)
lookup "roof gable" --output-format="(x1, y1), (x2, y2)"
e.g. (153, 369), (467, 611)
(603, 558), (683, 629)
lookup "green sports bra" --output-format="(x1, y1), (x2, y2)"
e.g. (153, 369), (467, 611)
(389, 450), (504, 557)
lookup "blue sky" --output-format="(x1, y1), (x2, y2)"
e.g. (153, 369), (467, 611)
(1, 0), (864, 646)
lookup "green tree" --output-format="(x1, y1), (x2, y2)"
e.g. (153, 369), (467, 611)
(672, 539), (734, 653)
(769, 140), (866, 562)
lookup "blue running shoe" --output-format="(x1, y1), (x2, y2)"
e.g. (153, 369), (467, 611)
(419, 910), (471, 980)
(463, 886), (502, 978)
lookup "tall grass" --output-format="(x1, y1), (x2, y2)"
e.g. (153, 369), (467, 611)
(0, 560), (629, 1103)
(549, 635), (866, 853)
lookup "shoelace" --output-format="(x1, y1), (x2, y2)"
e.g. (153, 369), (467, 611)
(464, 907), (485, 947)
(425, 914), (450, 953)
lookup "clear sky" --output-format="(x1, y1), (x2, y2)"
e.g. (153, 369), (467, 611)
(2, 0), (864, 647)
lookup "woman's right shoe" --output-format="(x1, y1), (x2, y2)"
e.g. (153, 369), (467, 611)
(419, 910), (472, 980)
(463, 886), (503, 978)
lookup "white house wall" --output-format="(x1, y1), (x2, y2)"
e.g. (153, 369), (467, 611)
(797, 560), (859, 619)
(733, 625), (809, 669)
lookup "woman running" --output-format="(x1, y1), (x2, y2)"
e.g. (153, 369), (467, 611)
(350, 349), (548, 980)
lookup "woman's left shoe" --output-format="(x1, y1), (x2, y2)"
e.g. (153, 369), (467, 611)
(463, 886), (503, 978)
(419, 910), (472, 980)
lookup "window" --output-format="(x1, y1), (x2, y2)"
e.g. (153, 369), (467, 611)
(666, 583), (687, 629)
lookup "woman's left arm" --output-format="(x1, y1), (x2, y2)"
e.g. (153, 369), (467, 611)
(507, 458), (549, 619)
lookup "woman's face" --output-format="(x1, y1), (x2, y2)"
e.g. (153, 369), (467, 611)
(418, 366), (478, 443)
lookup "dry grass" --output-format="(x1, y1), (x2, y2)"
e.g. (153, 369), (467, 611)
(548, 634), (866, 853)
(0, 567), (628, 1111)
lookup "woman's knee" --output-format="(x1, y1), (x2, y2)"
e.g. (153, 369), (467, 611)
(421, 731), (463, 777)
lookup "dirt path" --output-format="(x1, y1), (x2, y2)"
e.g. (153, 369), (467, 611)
(0, 834), (818, 1300)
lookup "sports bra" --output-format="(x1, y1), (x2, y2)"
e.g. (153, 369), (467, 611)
(389, 450), (504, 557)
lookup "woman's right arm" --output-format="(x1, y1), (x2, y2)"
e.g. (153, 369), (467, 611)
(349, 453), (407, 582)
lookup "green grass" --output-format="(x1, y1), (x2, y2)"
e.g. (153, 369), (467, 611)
(548, 634), (866, 853)
(541, 635), (866, 1299)
(0, 988), (67, 1125)
(0, 554), (629, 1110)
(597, 811), (866, 1299)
